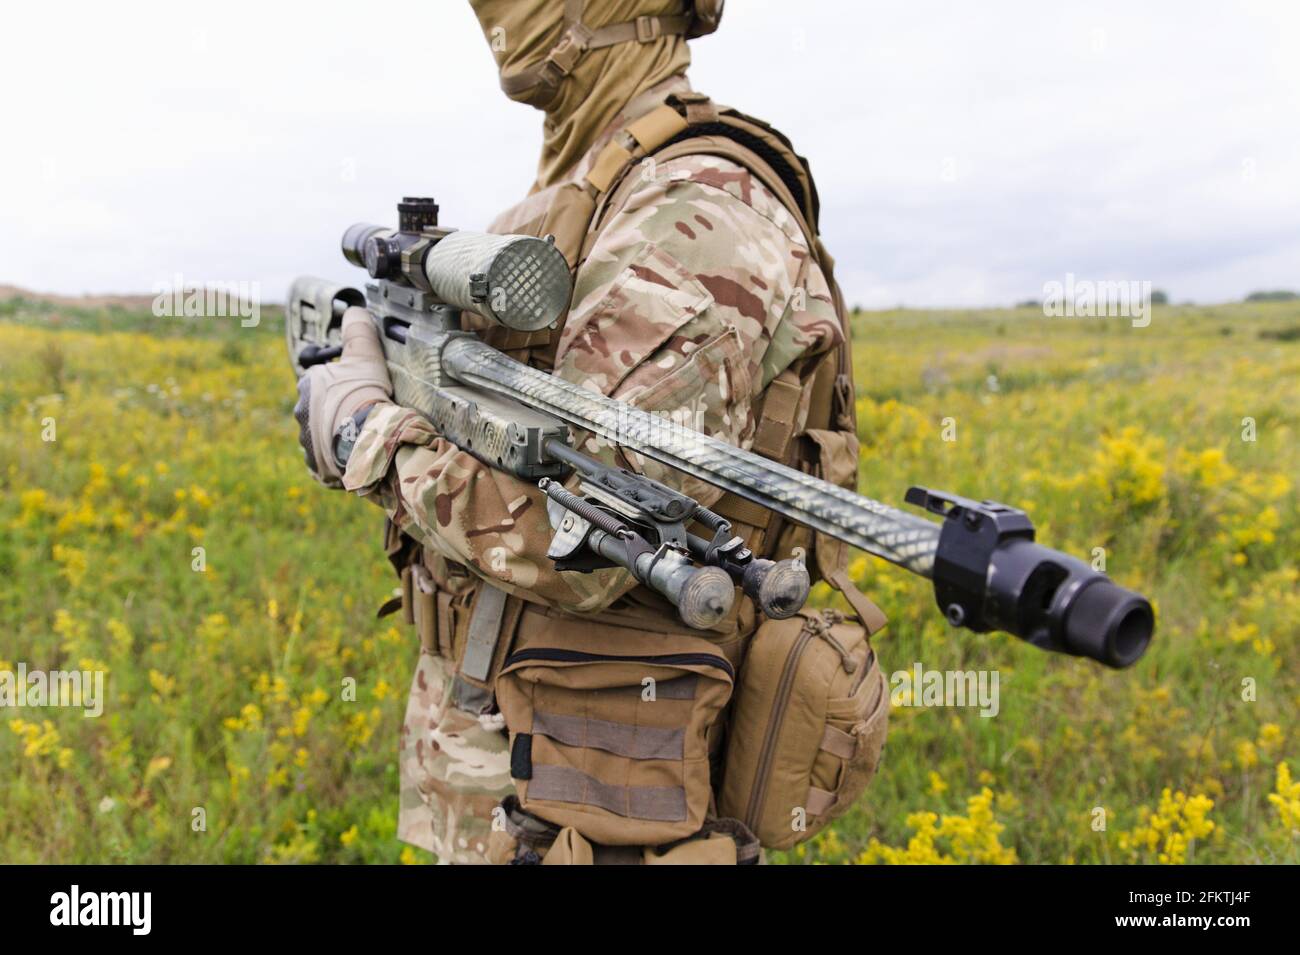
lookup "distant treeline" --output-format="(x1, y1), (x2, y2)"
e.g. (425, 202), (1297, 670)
(1007, 289), (1297, 310)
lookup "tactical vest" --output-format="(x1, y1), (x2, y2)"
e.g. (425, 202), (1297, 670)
(385, 92), (883, 716)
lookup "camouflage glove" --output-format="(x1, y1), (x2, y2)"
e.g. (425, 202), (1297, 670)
(294, 306), (393, 487)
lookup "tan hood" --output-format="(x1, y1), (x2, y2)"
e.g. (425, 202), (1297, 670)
(470, 0), (694, 189)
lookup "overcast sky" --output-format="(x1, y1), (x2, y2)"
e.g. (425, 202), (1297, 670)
(2, 0), (1297, 307)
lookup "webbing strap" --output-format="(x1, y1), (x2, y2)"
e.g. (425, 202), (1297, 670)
(804, 352), (840, 443)
(625, 104), (690, 152)
(805, 786), (836, 817)
(533, 710), (685, 761)
(411, 565), (436, 652)
(673, 91), (719, 125)
(820, 724), (857, 760)
(461, 583), (508, 681)
(751, 372), (802, 459)
(708, 492), (770, 530)
(400, 565), (414, 626)
(586, 140), (635, 193)
(496, 794), (563, 853)
(707, 818), (762, 865)
(588, 14), (692, 48)
(827, 568), (887, 635)
(502, 3), (691, 100)
(435, 591), (454, 660)
(528, 764), (687, 822)
(710, 370), (803, 533)
(584, 105), (689, 194)
(498, 20), (594, 98)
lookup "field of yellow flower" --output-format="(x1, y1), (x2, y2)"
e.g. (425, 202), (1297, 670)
(1, 295), (1296, 864)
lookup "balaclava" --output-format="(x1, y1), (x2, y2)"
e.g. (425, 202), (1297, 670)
(469, 0), (698, 188)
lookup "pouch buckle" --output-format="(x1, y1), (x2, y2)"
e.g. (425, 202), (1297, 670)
(548, 25), (591, 75)
(635, 15), (661, 42)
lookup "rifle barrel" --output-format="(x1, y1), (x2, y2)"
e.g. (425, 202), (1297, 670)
(440, 335), (942, 577)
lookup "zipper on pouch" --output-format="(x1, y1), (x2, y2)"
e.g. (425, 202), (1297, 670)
(847, 647), (876, 698)
(744, 622), (816, 829)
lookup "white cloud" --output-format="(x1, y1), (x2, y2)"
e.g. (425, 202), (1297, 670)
(2, 0), (1297, 305)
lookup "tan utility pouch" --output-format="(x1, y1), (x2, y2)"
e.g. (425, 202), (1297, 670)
(495, 608), (735, 847)
(540, 825), (750, 865)
(719, 608), (889, 850)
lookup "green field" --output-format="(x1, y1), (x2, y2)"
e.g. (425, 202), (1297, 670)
(1, 295), (1297, 863)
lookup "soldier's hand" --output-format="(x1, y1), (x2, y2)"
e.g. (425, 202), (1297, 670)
(293, 307), (393, 487)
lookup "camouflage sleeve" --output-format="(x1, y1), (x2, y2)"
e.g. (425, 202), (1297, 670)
(343, 154), (840, 615)
(558, 154), (843, 499)
(342, 404), (630, 613)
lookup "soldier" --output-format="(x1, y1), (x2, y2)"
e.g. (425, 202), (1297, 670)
(295, 0), (888, 864)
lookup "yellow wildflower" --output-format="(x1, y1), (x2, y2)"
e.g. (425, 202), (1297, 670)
(1257, 724), (1284, 758)
(859, 789), (1017, 865)
(1267, 763), (1300, 832)
(1235, 740), (1259, 770)
(1116, 789), (1215, 864)
(927, 770), (949, 796)
(148, 669), (176, 699)
(52, 544), (88, 587)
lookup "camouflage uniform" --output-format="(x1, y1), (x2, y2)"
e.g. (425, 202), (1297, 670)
(393, 652), (509, 862)
(345, 83), (841, 612)
(335, 0), (842, 857)
(343, 76), (842, 862)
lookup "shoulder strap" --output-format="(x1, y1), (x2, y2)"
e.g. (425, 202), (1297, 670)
(580, 94), (854, 437)
(580, 95), (831, 280)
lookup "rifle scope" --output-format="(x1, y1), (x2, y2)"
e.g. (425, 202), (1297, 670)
(341, 197), (571, 333)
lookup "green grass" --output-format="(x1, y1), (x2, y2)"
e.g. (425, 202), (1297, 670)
(1, 298), (1296, 864)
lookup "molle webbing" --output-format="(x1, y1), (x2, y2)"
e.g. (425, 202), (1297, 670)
(533, 710), (685, 761)
(709, 369), (803, 542)
(584, 106), (690, 193)
(751, 371), (803, 460)
(528, 764), (688, 823)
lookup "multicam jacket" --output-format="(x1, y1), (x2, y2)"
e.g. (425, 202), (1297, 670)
(339, 83), (846, 863)
(343, 93), (843, 616)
